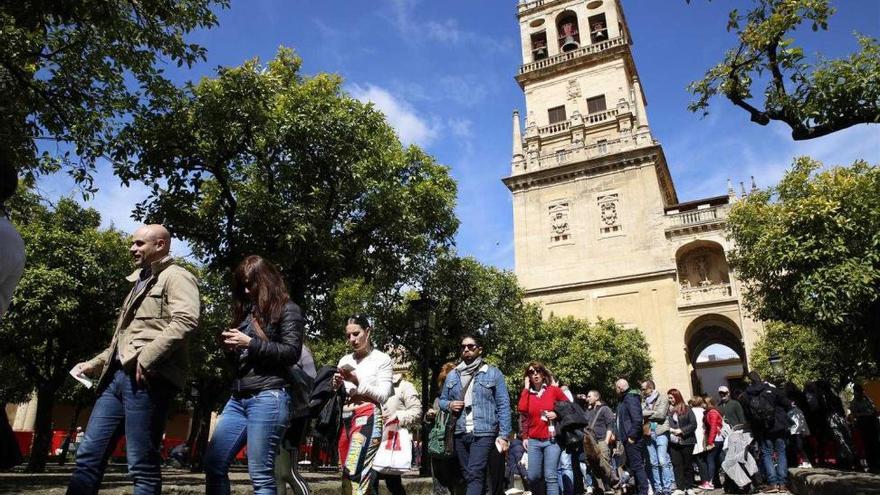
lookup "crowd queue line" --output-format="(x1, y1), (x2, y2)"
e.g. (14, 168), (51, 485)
(0, 222), (874, 495)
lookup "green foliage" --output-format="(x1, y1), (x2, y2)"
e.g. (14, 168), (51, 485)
(726, 157), (880, 367)
(687, 0), (879, 140)
(113, 48), (459, 338)
(751, 321), (878, 389)
(494, 316), (653, 404)
(0, 191), (132, 470)
(0, 0), (226, 191)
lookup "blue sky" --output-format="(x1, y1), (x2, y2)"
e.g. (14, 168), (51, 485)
(39, 0), (880, 270)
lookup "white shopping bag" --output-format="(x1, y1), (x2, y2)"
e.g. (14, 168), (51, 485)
(373, 419), (412, 475)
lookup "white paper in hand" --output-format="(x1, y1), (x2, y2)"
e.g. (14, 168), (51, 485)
(69, 367), (93, 389)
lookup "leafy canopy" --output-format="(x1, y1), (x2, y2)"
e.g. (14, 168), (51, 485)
(114, 48), (459, 334)
(494, 316), (653, 404)
(751, 321), (878, 389)
(726, 156), (880, 361)
(687, 0), (879, 140)
(0, 0), (226, 191)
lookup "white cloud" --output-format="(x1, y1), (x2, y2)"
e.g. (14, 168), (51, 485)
(384, 0), (512, 53)
(348, 83), (439, 146)
(448, 118), (473, 138)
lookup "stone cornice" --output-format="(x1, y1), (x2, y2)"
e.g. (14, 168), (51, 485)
(523, 268), (677, 296)
(503, 144), (673, 202)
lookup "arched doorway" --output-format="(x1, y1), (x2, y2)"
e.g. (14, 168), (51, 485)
(685, 314), (747, 399)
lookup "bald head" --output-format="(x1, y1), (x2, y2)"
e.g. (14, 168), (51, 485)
(615, 379), (629, 394)
(130, 224), (171, 268)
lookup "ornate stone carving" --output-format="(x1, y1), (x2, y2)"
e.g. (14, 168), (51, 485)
(597, 193), (621, 235)
(548, 201), (571, 243)
(567, 79), (582, 100)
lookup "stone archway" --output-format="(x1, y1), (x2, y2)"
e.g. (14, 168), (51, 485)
(684, 314), (747, 398)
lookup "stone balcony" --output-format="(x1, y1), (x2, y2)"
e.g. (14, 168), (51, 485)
(679, 282), (735, 307)
(537, 120), (572, 137)
(664, 204), (728, 238)
(516, 37), (627, 86)
(516, 0), (566, 16)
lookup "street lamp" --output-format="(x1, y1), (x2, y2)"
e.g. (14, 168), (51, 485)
(768, 352), (783, 376)
(408, 293), (435, 477)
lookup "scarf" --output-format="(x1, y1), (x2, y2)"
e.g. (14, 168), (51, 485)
(457, 357), (483, 408)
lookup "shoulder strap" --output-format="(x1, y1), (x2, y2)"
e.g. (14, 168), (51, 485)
(590, 405), (608, 430)
(459, 370), (477, 401)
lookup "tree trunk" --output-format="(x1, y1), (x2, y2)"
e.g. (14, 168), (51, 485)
(189, 404), (212, 473)
(56, 402), (83, 465)
(26, 384), (57, 472)
(419, 364), (431, 476)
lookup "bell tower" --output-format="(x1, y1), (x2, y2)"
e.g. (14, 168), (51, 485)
(503, 0), (678, 316)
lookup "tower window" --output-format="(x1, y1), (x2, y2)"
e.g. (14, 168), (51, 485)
(587, 95), (607, 114)
(531, 31), (548, 61)
(556, 11), (580, 52)
(548, 106), (567, 124)
(588, 13), (608, 43)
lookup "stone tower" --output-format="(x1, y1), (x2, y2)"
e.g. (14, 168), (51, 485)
(504, 0), (762, 395)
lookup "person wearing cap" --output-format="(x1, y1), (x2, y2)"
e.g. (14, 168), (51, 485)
(372, 364), (422, 495)
(717, 386), (746, 428)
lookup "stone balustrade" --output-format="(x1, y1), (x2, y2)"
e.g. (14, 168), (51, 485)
(679, 282), (733, 305)
(537, 120), (571, 136)
(585, 108), (618, 124)
(518, 37), (625, 75)
(668, 207), (719, 227)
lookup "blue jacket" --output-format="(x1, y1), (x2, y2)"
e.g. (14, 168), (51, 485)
(616, 389), (644, 442)
(439, 363), (511, 438)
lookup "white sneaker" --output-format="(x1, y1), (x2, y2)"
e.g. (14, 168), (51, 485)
(671, 490), (685, 495)
(798, 461), (813, 468)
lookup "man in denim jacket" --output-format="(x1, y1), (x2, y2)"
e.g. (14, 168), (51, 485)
(440, 335), (511, 495)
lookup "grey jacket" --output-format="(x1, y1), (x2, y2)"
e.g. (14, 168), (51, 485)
(642, 391), (670, 435)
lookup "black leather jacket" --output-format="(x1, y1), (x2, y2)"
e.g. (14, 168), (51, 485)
(229, 301), (305, 394)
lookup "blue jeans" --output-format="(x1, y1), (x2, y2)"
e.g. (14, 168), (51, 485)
(558, 450), (574, 495)
(454, 434), (494, 495)
(527, 438), (562, 495)
(205, 388), (291, 495)
(646, 432), (674, 493)
(760, 436), (788, 486)
(67, 368), (174, 495)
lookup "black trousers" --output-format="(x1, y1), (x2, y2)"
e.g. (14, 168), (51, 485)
(373, 473), (406, 495)
(669, 443), (694, 490)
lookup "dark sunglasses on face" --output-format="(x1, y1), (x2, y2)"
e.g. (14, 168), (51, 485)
(460, 343), (478, 351)
(528, 369), (539, 375)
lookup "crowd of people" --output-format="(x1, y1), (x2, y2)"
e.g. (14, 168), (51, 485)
(0, 220), (876, 495)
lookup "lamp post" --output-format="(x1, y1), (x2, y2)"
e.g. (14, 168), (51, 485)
(768, 352), (784, 378)
(409, 294), (435, 477)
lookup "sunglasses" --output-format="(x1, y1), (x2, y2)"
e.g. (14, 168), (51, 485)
(527, 369), (538, 375)
(460, 343), (478, 351)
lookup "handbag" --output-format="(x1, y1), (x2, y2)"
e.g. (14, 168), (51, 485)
(374, 419), (413, 475)
(428, 409), (455, 458)
(428, 369), (476, 458)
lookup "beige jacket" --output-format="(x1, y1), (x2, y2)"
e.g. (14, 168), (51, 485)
(382, 374), (422, 429)
(86, 256), (200, 390)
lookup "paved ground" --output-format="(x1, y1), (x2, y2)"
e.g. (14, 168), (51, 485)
(2, 465), (878, 494)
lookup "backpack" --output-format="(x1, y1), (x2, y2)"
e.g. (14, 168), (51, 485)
(748, 390), (776, 430)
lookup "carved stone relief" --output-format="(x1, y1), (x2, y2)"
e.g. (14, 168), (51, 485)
(597, 193), (622, 235)
(548, 201), (572, 243)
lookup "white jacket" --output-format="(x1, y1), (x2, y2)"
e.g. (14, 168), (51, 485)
(383, 374), (422, 429)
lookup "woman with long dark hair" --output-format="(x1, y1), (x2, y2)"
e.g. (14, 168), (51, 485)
(332, 315), (393, 495)
(204, 255), (305, 495)
(667, 388), (697, 495)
